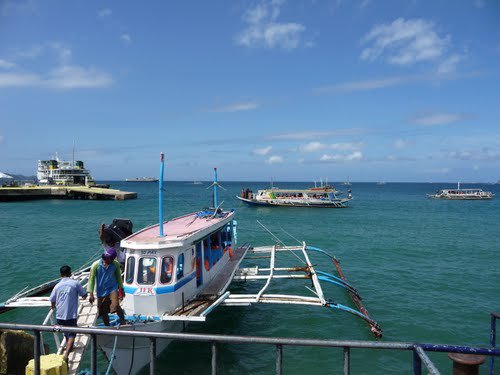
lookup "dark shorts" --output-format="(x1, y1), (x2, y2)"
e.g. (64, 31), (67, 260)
(57, 318), (78, 339)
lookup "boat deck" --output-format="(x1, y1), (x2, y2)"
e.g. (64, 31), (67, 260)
(65, 300), (99, 375)
(164, 244), (250, 321)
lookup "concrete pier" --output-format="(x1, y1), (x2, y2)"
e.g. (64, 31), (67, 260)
(0, 185), (137, 201)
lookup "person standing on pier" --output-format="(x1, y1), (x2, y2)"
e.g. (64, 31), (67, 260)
(88, 248), (126, 326)
(49, 265), (88, 362)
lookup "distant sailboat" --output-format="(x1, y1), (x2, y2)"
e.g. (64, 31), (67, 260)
(342, 176), (351, 186)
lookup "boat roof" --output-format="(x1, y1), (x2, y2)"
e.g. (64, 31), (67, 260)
(122, 210), (234, 250)
(258, 188), (336, 193)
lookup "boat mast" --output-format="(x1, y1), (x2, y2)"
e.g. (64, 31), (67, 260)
(213, 167), (218, 208)
(159, 152), (165, 237)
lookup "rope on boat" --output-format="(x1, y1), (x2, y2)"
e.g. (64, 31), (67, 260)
(256, 221), (306, 265)
(104, 325), (120, 375)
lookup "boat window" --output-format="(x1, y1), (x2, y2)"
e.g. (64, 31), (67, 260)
(160, 257), (174, 284)
(177, 253), (184, 280)
(203, 238), (211, 270)
(125, 256), (135, 284)
(138, 257), (157, 285)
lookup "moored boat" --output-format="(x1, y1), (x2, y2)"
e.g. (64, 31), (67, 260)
(237, 184), (352, 208)
(37, 153), (95, 186)
(125, 177), (159, 182)
(427, 182), (494, 200)
(1, 158), (380, 374)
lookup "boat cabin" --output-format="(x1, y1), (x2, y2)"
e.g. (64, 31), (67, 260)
(120, 210), (236, 317)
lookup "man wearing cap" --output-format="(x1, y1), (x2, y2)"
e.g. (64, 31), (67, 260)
(50, 265), (88, 361)
(88, 248), (126, 326)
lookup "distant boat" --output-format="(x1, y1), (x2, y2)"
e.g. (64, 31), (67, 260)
(342, 176), (351, 186)
(427, 182), (494, 200)
(237, 185), (352, 208)
(125, 177), (159, 182)
(193, 181), (203, 185)
(376, 181), (386, 185)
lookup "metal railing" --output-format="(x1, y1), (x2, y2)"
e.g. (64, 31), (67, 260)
(0, 321), (498, 375)
(491, 312), (500, 375)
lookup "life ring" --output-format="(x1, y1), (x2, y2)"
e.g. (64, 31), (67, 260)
(228, 247), (233, 257)
(204, 259), (210, 271)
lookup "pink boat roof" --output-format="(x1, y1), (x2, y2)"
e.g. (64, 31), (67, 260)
(122, 210), (234, 247)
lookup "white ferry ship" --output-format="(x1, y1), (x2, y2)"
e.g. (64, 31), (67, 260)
(125, 177), (159, 182)
(428, 183), (494, 200)
(37, 155), (95, 186)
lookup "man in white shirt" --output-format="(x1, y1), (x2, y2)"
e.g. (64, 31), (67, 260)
(49, 265), (87, 361)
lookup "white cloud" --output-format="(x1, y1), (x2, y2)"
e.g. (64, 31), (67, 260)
(299, 141), (362, 152)
(361, 18), (449, 66)
(413, 112), (467, 126)
(121, 34), (132, 43)
(268, 129), (364, 140)
(98, 8), (112, 18)
(208, 101), (258, 113)
(314, 75), (415, 93)
(253, 146), (272, 155)
(46, 65), (113, 89)
(447, 148), (500, 161)
(266, 155), (284, 164)
(437, 54), (462, 74)
(320, 151), (363, 162)
(474, 0), (485, 8)
(360, 0), (371, 9)
(236, 0), (306, 50)
(0, 72), (40, 87)
(0, 59), (15, 69)
(423, 167), (449, 174)
(394, 139), (409, 149)
(0, 44), (113, 89)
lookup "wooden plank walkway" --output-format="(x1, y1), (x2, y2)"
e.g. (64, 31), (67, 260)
(169, 244), (250, 319)
(200, 244), (250, 297)
(63, 300), (99, 375)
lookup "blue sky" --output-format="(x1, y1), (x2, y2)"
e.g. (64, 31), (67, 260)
(0, 0), (499, 182)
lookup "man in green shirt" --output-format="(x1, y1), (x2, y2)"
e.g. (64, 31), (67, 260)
(88, 248), (126, 325)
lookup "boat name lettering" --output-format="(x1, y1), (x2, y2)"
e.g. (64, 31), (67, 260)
(134, 287), (156, 296)
(141, 250), (158, 255)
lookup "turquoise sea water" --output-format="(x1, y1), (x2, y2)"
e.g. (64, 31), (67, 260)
(1, 181), (499, 374)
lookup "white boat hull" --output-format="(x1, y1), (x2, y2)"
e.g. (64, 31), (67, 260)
(98, 320), (184, 375)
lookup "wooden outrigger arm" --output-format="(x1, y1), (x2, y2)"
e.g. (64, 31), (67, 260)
(230, 243), (382, 338)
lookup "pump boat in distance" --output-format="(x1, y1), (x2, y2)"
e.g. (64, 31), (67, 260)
(0, 155), (380, 375)
(237, 182), (352, 208)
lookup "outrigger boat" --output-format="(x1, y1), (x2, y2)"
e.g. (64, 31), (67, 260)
(0, 155), (379, 374)
(427, 182), (494, 200)
(237, 183), (352, 208)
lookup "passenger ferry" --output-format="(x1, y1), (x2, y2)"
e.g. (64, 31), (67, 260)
(125, 177), (159, 182)
(237, 184), (352, 208)
(427, 183), (494, 200)
(37, 154), (95, 186)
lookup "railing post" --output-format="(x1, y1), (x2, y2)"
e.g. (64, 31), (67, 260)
(150, 337), (157, 375)
(34, 330), (41, 375)
(344, 347), (350, 375)
(276, 344), (283, 375)
(91, 333), (97, 375)
(490, 313), (498, 375)
(211, 341), (217, 375)
(413, 349), (422, 375)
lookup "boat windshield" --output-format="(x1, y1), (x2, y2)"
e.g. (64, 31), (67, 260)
(138, 257), (157, 285)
